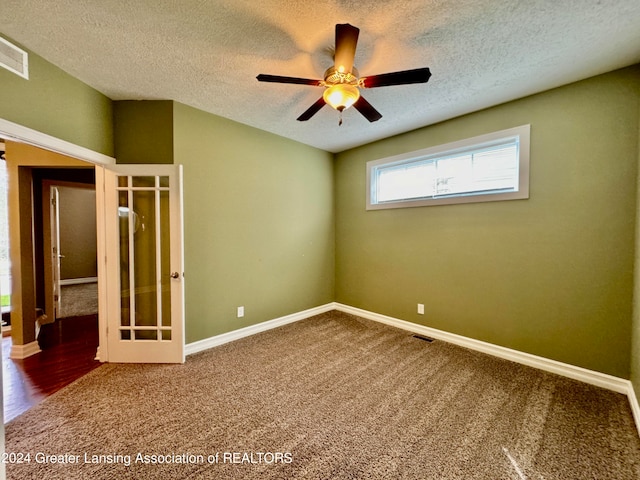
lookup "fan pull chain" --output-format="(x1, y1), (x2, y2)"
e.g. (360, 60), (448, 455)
(338, 110), (343, 126)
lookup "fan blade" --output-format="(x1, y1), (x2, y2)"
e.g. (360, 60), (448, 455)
(361, 67), (432, 88)
(353, 96), (382, 122)
(297, 97), (326, 121)
(257, 74), (322, 86)
(334, 23), (359, 74)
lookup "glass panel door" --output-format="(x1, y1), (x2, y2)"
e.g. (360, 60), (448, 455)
(104, 165), (184, 363)
(117, 176), (171, 342)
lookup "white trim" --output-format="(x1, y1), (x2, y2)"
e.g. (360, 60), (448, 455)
(59, 277), (98, 286)
(0, 118), (115, 166)
(183, 301), (640, 437)
(95, 166), (109, 362)
(334, 303), (629, 393)
(9, 340), (41, 359)
(185, 303), (335, 356)
(628, 382), (640, 436)
(336, 304), (640, 436)
(366, 124), (530, 210)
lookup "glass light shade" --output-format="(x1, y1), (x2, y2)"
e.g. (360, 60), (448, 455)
(323, 84), (360, 111)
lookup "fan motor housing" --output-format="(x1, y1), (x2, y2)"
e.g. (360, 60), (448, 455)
(323, 67), (359, 86)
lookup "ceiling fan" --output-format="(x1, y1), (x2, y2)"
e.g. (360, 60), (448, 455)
(257, 23), (432, 125)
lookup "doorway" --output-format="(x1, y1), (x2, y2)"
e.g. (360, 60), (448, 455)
(39, 175), (98, 320)
(0, 126), (115, 444)
(36, 172), (99, 352)
(1, 128), (185, 424)
(2, 144), (102, 421)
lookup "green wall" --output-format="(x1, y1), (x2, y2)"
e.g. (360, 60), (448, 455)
(173, 103), (335, 342)
(335, 66), (640, 378)
(0, 35), (113, 156)
(633, 95), (640, 400)
(114, 101), (174, 164)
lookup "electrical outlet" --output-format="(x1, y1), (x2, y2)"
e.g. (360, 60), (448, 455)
(417, 303), (424, 315)
(237, 306), (244, 318)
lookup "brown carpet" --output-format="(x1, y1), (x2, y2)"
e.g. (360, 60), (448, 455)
(6, 311), (640, 479)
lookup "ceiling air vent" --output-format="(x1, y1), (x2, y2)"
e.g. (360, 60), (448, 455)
(0, 36), (28, 79)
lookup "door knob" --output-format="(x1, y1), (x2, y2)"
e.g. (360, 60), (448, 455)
(170, 272), (180, 279)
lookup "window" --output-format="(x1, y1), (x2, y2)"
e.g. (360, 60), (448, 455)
(367, 125), (530, 210)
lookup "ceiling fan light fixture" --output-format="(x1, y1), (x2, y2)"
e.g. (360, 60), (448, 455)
(323, 84), (360, 111)
(257, 23), (431, 124)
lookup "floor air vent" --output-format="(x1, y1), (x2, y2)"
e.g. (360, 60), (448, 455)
(412, 335), (434, 343)
(0, 36), (29, 79)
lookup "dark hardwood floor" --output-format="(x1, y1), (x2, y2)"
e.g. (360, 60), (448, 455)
(3, 314), (101, 423)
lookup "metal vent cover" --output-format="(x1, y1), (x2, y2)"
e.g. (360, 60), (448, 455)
(0, 36), (28, 79)
(412, 335), (434, 343)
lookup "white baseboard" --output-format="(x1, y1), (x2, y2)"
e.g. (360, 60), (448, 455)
(60, 277), (98, 286)
(10, 340), (41, 359)
(629, 382), (640, 435)
(183, 301), (640, 437)
(185, 303), (335, 356)
(334, 303), (640, 436)
(335, 303), (629, 393)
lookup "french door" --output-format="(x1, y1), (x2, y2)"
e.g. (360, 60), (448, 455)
(101, 164), (185, 363)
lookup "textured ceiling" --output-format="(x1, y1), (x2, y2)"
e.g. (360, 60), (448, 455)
(2, 1), (640, 153)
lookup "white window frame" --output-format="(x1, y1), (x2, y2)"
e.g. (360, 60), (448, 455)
(366, 125), (530, 210)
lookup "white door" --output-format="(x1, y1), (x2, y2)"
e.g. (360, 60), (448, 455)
(50, 186), (62, 317)
(103, 164), (185, 363)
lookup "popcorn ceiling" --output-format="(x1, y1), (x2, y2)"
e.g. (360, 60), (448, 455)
(1, 0), (639, 152)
